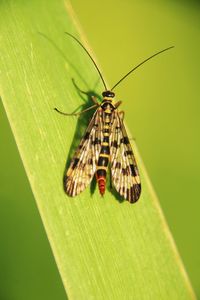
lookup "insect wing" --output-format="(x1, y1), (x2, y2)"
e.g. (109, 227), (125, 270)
(65, 108), (103, 196)
(110, 111), (141, 202)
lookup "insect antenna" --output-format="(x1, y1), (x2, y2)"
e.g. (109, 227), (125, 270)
(111, 46), (174, 91)
(65, 32), (107, 90)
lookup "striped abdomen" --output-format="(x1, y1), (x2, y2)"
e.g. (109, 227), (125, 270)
(96, 107), (112, 196)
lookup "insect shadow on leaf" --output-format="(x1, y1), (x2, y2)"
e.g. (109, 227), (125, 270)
(38, 32), (90, 89)
(61, 79), (102, 196)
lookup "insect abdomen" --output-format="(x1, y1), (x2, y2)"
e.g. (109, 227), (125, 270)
(96, 140), (110, 195)
(96, 110), (111, 196)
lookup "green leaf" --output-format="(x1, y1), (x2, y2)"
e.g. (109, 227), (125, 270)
(0, 0), (196, 299)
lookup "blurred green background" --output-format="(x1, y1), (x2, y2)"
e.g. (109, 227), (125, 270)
(0, 0), (199, 299)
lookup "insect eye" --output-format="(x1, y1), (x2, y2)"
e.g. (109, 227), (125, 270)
(102, 91), (115, 98)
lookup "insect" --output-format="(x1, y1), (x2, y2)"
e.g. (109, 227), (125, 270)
(55, 32), (174, 203)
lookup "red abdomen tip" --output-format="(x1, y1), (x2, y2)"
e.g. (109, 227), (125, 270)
(97, 177), (106, 196)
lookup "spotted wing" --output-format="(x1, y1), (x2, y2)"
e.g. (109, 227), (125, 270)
(110, 111), (141, 203)
(65, 108), (103, 196)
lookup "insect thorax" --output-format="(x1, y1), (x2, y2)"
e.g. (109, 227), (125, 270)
(101, 99), (115, 112)
(101, 90), (115, 111)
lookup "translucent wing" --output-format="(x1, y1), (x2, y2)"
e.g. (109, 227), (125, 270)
(65, 108), (103, 196)
(110, 111), (141, 203)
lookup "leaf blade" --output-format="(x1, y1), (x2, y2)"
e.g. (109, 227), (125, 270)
(0, 0), (196, 299)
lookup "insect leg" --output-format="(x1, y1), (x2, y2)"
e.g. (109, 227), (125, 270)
(109, 169), (113, 190)
(118, 111), (135, 140)
(119, 111), (125, 121)
(91, 96), (99, 105)
(115, 101), (122, 108)
(54, 104), (98, 116)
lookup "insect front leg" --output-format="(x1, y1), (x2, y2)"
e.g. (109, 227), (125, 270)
(54, 104), (98, 116)
(91, 96), (99, 105)
(115, 101), (122, 108)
